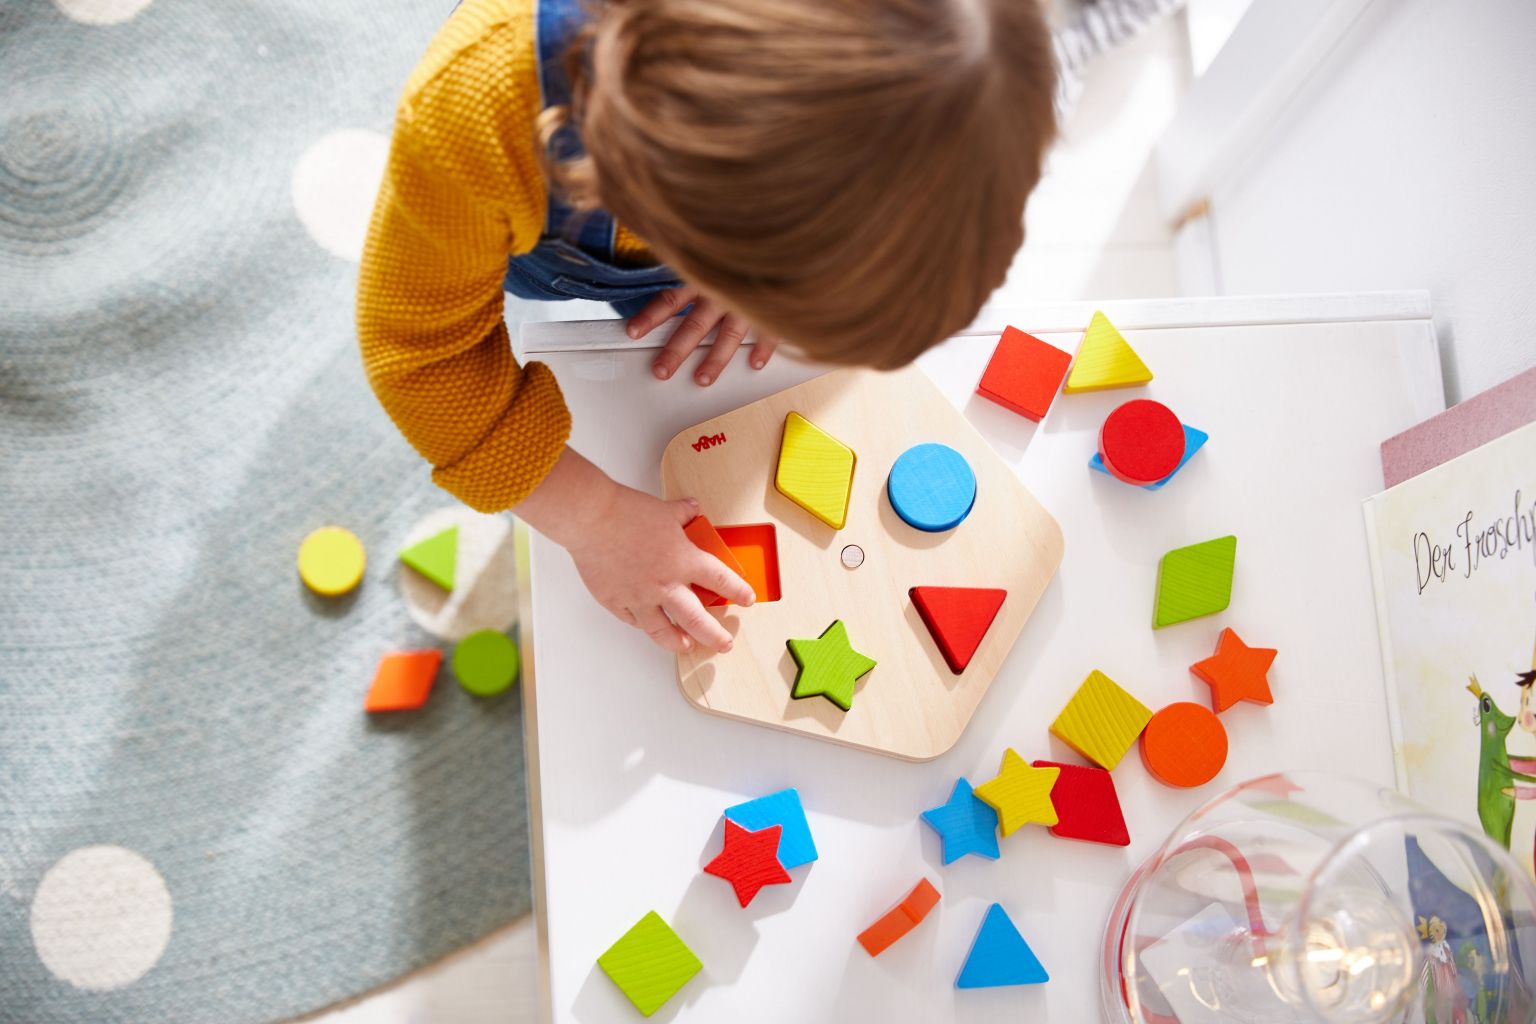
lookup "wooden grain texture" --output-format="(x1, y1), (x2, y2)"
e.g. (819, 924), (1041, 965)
(1049, 670), (1153, 770)
(1190, 626), (1277, 712)
(975, 326), (1071, 421)
(1032, 760), (1130, 847)
(595, 911), (702, 1017)
(972, 749), (1059, 836)
(1153, 535), (1237, 628)
(1062, 311), (1153, 393)
(857, 878), (941, 957)
(774, 411), (856, 529)
(1098, 400), (1185, 484)
(955, 904), (1049, 989)
(1140, 701), (1229, 788)
(660, 366), (1064, 761)
(909, 586), (1007, 675)
(703, 821), (791, 907)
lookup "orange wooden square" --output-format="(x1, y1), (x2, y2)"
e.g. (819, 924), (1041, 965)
(715, 523), (782, 603)
(365, 650), (442, 712)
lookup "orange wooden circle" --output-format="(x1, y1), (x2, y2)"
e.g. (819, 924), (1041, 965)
(1141, 702), (1228, 787)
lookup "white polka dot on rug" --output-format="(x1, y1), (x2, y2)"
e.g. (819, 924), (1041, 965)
(50, 0), (154, 24)
(399, 507), (520, 642)
(30, 845), (173, 992)
(291, 128), (389, 262)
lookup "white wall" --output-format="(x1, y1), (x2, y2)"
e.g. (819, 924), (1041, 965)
(1206, 0), (1536, 402)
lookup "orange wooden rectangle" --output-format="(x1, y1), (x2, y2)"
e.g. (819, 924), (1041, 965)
(857, 906), (914, 957)
(857, 878), (941, 956)
(899, 877), (940, 921)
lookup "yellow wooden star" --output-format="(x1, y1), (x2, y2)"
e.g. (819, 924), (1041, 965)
(972, 749), (1059, 836)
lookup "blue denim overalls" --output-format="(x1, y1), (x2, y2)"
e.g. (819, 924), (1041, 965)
(501, 0), (684, 318)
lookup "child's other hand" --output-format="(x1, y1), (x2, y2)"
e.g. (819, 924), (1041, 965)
(566, 486), (755, 654)
(625, 286), (780, 386)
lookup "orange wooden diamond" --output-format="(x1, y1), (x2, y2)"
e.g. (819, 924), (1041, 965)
(365, 650), (442, 712)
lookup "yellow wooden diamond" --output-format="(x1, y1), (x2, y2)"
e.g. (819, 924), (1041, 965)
(774, 411), (856, 529)
(1049, 670), (1152, 770)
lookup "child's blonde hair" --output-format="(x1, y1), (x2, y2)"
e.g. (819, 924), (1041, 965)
(539, 0), (1057, 368)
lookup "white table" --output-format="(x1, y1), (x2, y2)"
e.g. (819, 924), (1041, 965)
(517, 293), (1443, 1023)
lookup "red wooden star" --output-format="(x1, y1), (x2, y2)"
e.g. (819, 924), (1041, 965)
(1191, 627), (1277, 712)
(704, 821), (791, 907)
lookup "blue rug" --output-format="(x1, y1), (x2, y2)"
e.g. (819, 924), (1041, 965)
(0, 2), (533, 1021)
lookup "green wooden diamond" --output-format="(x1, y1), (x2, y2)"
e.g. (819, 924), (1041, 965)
(596, 911), (702, 1017)
(787, 619), (876, 711)
(1154, 535), (1237, 628)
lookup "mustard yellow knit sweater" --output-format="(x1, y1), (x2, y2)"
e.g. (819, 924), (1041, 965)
(357, 0), (647, 512)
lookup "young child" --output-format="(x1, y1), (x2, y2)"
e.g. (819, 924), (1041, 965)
(357, 0), (1056, 656)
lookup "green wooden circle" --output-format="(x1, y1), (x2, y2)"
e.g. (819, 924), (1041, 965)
(452, 629), (519, 697)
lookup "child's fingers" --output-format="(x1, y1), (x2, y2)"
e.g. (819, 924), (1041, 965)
(750, 334), (779, 370)
(626, 287), (697, 340)
(693, 315), (749, 386)
(631, 604), (694, 654)
(670, 497), (702, 526)
(662, 587), (735, 653)
(691, 552), (755, 607)
(652, 301), (722, 381)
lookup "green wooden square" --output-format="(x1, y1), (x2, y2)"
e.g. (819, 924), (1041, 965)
(597, 911), (702, 1017)
(1154, 535), (1237, 628)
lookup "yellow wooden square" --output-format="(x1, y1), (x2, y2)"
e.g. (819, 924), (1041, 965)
(1049, 670), (1152, 770)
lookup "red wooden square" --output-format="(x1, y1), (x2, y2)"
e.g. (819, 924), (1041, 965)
(1032, 760), (1130, 846)
(976, 327), (1072, 422)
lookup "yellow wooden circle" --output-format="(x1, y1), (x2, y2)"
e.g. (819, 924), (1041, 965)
(298, 526), (366, 596)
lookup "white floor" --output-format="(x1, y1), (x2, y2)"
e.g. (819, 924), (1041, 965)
(296, 13), (1192, 1024)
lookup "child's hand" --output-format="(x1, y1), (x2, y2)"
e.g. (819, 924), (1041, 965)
(567, 487), (755, 653)
(517, 448), (755, 654)
(625, 286), (780, 386)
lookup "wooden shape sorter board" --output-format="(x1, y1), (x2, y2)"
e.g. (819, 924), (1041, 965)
(660, 366), (1063, 761)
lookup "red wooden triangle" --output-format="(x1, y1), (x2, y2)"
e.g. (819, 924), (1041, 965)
(909, 586), (1007, 674)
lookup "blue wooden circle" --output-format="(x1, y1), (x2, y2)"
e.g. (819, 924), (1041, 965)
(887, 443), (977, 532)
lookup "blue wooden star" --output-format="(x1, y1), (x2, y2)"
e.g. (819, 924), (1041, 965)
(920, 777), (1000, 864)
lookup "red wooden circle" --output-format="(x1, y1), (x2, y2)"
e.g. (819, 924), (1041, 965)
(1099, 400), (1184, 484)
(1141, 702), (1228, 787)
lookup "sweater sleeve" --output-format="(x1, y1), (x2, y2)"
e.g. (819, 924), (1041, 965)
(356, 6), (568, 513)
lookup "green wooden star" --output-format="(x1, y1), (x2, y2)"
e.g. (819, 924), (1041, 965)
(787, 619), (876, 711)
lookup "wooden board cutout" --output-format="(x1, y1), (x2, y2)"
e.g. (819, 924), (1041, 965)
(661, 366), (1063, 761)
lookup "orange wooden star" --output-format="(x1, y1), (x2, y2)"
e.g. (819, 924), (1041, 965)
(704, 820), (791, 907)
(1191, 627), (1276, 712)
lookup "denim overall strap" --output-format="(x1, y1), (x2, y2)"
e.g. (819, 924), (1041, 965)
(501, 0), (683, 314)
(533, 0), (615, 258)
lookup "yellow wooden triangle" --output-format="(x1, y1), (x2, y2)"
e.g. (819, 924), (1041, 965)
(1063, 311), (1152, 393)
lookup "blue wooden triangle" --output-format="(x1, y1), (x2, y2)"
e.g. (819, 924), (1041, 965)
(956, 903), (1048, 988)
